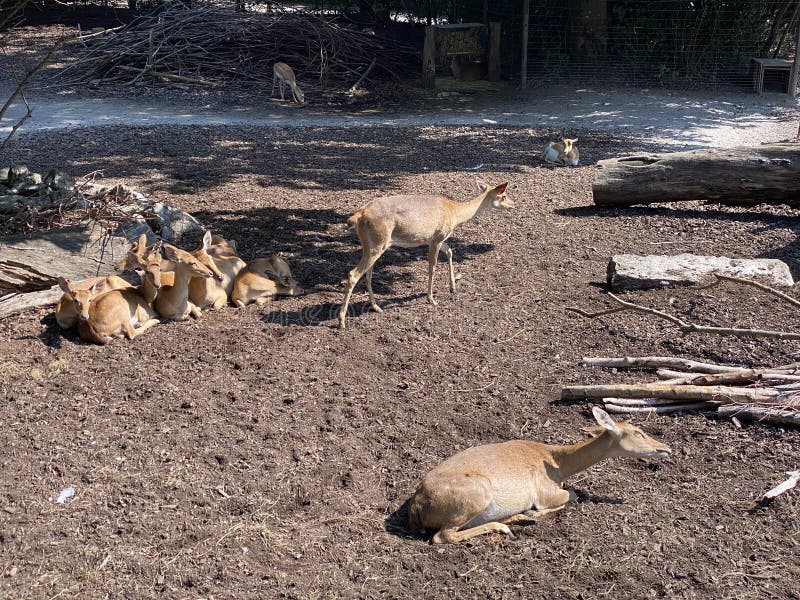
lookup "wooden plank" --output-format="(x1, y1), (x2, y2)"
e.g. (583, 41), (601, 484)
(488, 22), (501, 82)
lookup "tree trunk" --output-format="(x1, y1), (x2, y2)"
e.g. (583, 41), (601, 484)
(592, 143), (800, 207)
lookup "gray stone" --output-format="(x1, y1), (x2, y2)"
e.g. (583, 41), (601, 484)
(608, 253), (795, 290)
(149, 201), (204, 242)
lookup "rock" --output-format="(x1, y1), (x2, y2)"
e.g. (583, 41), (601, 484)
(7, 165), (29, 188)
(0, 194), (26, 214)
(149, 201), (204, 242)
(607, 254), (795, 290)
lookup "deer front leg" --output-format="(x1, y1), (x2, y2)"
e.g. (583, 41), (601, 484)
(279, 80), (286, 101)
(338, 248), (385, 329)
(440, 242), (457, 293)
(189, 301), (202, 319)
(271, 73), (277, 97)
(427, 242), (443, 306)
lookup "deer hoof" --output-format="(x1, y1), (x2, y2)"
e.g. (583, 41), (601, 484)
(369, 303), (383, 313)
(427, 297), (438, 306)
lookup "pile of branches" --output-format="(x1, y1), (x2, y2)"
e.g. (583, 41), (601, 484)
(562, 356), (800, 427)
(57, 2), (418, 97)
(0, 167), (154, 235)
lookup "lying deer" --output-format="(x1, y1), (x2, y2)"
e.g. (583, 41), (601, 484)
(55, 274), (132, 330)
(543, 138), (580, 166)
(231, 256), (303, 307)
(58, 276), (160, 344)
(58, 236), (164, 329)
(153, 244), (216, 320)
(338, 179), (513, 329)
(188, 233), (245, 309)
(407, 407), (671, 544)
(272, 62), (305, 104)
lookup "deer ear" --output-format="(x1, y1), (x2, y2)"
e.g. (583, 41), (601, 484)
(137, 233), (147, 248)
(475, 178), (491, 192)
(126, 249), (141, 268)
(571, 138), (578, 143)
(164, 245), (181, 263)
(581, 425), (605, 438)
(202, 230), (212, 250)
(493, 182), (508, 195)
(592, 406), (620, 434)
(90, 278), (106, 295)
(58, 277), (72, 294)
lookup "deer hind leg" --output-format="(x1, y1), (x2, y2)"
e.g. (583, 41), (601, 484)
(426, 242), (443, 305)
(338, 246), (386, 329)
(440, 242), (457, 293)
(271, 73), (277, 97)
(124, 317), (159, 341)
(432, 522), (513, 545)
(364, 266), (382, 313)
(279, 79), (286, 101)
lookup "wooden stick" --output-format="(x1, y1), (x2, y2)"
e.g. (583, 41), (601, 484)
(603, 401), (718, 415)
(717, 404), (800, 427)
(347, 57), (377, 94)
(655, 369), (800, 385)
(569, 293), (800, 340)
(114, 65), (222, 87)
(583, 356), (745, 373)
(762, 471), (800, 500)
(700, 273), (800, 310)
(561, 383), (780, 404)
(602, 397), (720, 407)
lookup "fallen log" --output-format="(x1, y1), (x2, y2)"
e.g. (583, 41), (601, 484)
(593, 143), (800, 207)
(0, 223), (130, 294)
(561, 382), (779, 404)
(0, 287), (62, 319)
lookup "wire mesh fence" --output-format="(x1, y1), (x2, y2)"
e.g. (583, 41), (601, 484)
(459, 0), (799, 91)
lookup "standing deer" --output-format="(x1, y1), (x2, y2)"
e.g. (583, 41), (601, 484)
(272, 62), (305, 104)
(408, 407), (672, 544)
(338, 179), (513, 329)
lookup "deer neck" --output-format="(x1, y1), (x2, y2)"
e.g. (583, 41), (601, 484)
(548, 432), (616, 483)
(138, 275), (158, 303)
(168, 264), (193, 302)
(449, 191), (493, 227)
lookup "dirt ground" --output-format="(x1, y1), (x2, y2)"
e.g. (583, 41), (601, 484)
(1, 123), (799, 599)
(1, 16), (800, 600)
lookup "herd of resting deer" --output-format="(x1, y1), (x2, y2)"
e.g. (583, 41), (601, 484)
(53, 62), (672, 544)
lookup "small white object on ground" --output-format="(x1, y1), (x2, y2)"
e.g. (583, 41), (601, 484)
(465, 163), (484, 171)
(56, 486), (75, 504)
(762, 470), (800, 501)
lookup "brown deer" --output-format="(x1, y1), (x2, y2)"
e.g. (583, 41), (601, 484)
(58, 276), (160, 344)
(153, 245), (216, 320)
(231, 256), (303, 307)
(407, 407), (671, 544)
(55, 274), (133, 330)
(188, 234), (246, 309)
(543, 138), (580, 166)
(272, 62), (305, 104)
(338, 179), (513, 329)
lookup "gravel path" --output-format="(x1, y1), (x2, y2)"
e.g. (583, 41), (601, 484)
(2, 83), (798, 149)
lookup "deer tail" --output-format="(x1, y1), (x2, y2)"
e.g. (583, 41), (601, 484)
(346, 209), (364, 232)
(406, 493), (427, 535)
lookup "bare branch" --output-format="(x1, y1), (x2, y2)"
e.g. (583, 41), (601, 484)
(699, 273), (800, 310)
(571, 293), (800, 341)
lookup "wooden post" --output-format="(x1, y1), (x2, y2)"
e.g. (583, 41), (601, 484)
(422, 26), (436, 89)
(520, 0), (530, 88)
(790, 21), (800, 98)
(488, 22), (501, 82)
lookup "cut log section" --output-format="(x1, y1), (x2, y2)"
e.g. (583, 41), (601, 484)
(593, 143), (800, 206)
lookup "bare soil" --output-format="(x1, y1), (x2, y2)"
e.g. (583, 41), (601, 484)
(1, 123), (799, 599)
